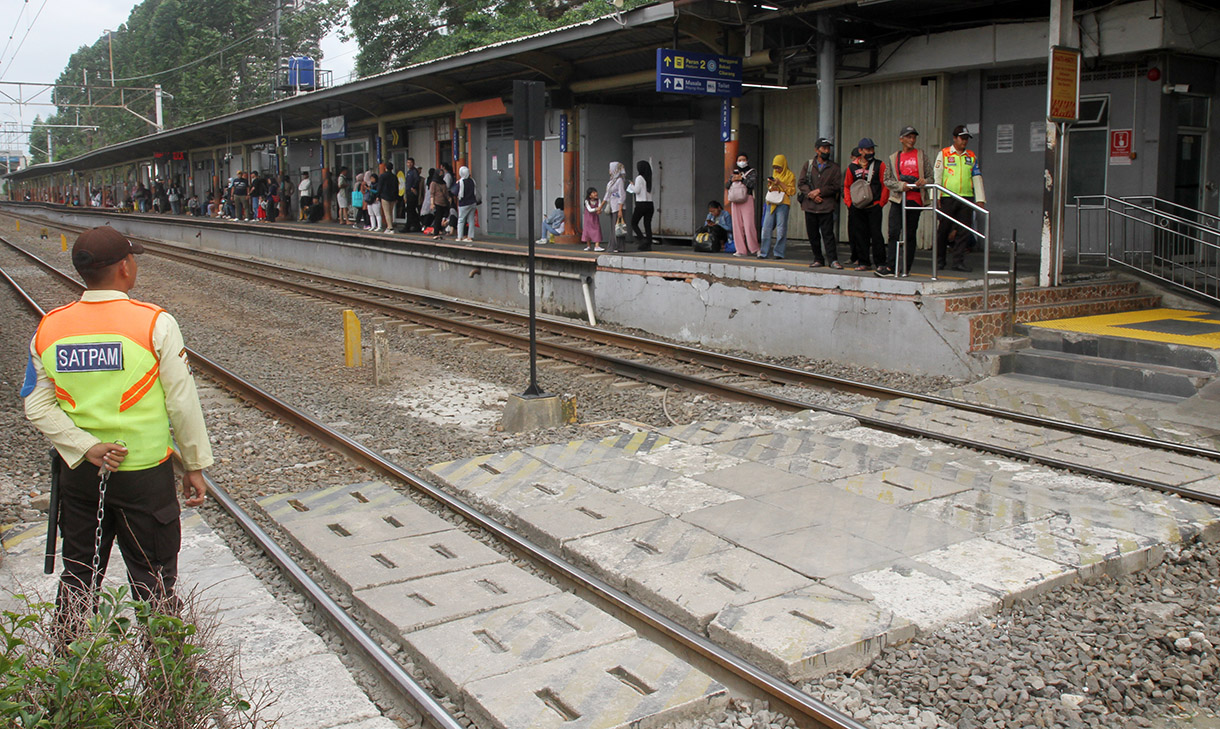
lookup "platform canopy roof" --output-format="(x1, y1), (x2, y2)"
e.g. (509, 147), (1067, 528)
(7, 0), (1182, 181)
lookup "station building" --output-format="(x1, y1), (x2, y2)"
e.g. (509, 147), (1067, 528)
(7, 0), (1220, 260)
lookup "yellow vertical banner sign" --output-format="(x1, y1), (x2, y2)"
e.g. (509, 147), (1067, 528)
(343, 310), (362, 367)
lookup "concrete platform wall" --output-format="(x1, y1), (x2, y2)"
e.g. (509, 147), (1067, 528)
(7, 205), (596, 320)
(592, 256), (985, 378)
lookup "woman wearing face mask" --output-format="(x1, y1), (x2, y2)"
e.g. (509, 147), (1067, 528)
(725, 153), (760, 256)
(455, 165), (480, 242)
(759, 154), (796, 259)
(627, 160), (654, 251)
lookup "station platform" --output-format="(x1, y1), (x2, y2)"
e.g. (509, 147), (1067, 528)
(4, 203), (1202, 380)
(0, 513), (397, 729)
(1028, 308), (1220, 349)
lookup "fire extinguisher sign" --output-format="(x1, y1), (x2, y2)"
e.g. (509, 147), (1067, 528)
(1109, 129), (1133, 166)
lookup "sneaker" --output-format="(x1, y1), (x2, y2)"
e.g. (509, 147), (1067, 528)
(535, 237), (548, 245)
(874, 266), (894, 277)
(583, 246), (592, 251)
(593, 246), (605, 252)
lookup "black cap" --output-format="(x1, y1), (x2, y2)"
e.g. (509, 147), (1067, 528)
(72, 226), (144, 271)
(816, 138), (833, 148)
(899, 125), (919, 137)
(953, 124), (973, 138)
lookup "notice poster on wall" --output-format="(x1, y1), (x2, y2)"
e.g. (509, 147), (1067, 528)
(996, 124), (1014, 153)
(1030, 122), (1047, 152)
(1109, 129), (1133, 166)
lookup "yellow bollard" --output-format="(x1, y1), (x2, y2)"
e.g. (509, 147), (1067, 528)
(61, 233), (67, 252)
(14, 220), (19, 232)
(343, 310), (362, 367)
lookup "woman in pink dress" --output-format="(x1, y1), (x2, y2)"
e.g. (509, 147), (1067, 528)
(581, 187), (605, 252)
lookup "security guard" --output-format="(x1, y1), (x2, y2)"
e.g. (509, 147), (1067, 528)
(933, 124), (987, 272)
(22, 226), (212, 625)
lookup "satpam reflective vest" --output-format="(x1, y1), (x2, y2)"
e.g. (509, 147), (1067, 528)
(34, 298), (174, 470)
(940, 146), (980, 199)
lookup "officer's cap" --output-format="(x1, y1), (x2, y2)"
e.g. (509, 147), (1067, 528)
(953, 124), (973, 139)
(72, 226), (145, 271)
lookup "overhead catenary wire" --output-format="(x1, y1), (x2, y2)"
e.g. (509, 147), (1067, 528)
(110, 27), (269, 82)
(0, 0), (51, 82)
(0, 0), (31, 73)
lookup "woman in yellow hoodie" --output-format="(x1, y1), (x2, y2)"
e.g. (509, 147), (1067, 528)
(759, 154), (796, 259)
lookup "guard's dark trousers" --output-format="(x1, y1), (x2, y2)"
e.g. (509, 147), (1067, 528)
(55, 458), (180, 618)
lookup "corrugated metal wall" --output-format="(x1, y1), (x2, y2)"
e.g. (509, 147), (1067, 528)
(761, 86), (821, 242)
(839, 75), (945, 249)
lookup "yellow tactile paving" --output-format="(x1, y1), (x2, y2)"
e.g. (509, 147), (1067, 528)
(1027, 308), (1220, 349)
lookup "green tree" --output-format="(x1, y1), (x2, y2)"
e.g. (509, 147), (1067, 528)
(30, 0), (345, 162)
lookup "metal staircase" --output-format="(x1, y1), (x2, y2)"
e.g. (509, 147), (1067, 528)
(1075, 194), (1219, 305)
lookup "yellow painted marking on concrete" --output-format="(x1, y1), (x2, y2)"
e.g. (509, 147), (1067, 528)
(1, 522), (46, 550)
(1028, 308), (1220, 349)
(343, 309), (362, 367)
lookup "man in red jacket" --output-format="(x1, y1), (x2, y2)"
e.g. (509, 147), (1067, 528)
(843, 138), (887, 271)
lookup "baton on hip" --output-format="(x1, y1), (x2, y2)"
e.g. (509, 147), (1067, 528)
(44, 449), (61, 575)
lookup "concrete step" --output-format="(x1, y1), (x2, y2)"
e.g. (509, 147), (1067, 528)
(942, 277), (1142, 314)
(1022, 325), (1220, 373)
(1004, 347), (1216, 398)
(963, 295), (1162, 353)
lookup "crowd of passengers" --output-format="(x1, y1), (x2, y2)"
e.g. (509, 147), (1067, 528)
(61, 123), (984, 273)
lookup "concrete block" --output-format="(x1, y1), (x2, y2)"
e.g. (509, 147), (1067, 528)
(635, 443), (745, 476)
(253, 652), (381, 729)
(597, 430), (673, 455)
(563, 518), (735, 589)
(691, 461), (816, 497)
(772, 411), (862, 435)
(525, 439), (625, 469)
(621, 476), (742, 517)
(849, 564), (1001, 632)
(1053, 498), (1204, 544)
(627, 548), (813, 632)
(825, 466), (973, 506)
(564, 457), (678, 492)
(707, 431), (824, 461)
(513, 492), (666, 551)
(450, 463), (604, 524)
(709, 584), (917, 681)
(656, 420), (774, 445)
(904, 488), (1057, 534)
(986, 514), (1165, 580)
(745, 526), (905, 579)
(501, 393), (567, 432)
(681, 498), (810, 545)
(323, 530), (507, 592)
(1109, 491), (1220, 542)
(256, 481), (402, 524)
(355, 562), (559, 635)
(405, 592), (636, 698)
(427, 450), (544, 493)
(461, 639), (727, 729)
(278, 503), (454, 554)
(913, 538), (1079, 607)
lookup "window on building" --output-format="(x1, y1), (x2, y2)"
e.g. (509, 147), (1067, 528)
(1066, 95), (1109, 203)
(335, 140), (368, 176)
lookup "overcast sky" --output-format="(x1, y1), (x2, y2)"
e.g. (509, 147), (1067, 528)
(0, 0), (358, 157)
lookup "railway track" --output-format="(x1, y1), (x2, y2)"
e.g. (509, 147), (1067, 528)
(5, 213), (1218, 508)
(1, 233), (871, 728)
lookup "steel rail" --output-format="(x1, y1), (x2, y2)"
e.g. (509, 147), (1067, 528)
(143, 234), (1220, 466)
(4, 232), (1219, 511)
(9, 205), (1220, 464)
(0, 238), (868, 729)
(0, 251), (465, 729)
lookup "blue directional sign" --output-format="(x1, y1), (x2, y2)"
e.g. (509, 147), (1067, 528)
(720, 98), (732, 142)
(656, 48), (742, 98)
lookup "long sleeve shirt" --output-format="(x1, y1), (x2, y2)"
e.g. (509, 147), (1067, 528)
(24, 290), (214, 471)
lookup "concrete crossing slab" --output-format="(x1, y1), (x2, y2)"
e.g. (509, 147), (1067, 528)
(849, 563), (1002, 632)
(904, 488), (1057, 534)
(621, 476), (742, 517)
(682, 498), (810, 544)
(770, 411), (860, 435)
(656, 420), (773, 445)
(354, 562), (559, 635)
(627, 548), (813, 632)
(256, 481), (402, 524)
(635, 443), (746, 476)
(826, 466), (973, 506)
(323, 529), (507, 592)
(986, 514), (1165, 579)
(597, 429), (673, 454)
(709, 584), (916, 681)
(276, 501), (454, 552)
(563, 518), (735, 589)
(461, 638), (727, 729)
(512, 492), (666, 551)
(691, 461), (816, 497)
(564, 457), (679, 492)
(446, 464), (603, 522)
(525, 439), (627, 469)
(745, 526), (905, 579)
(427, 450), (545, 493)
(405, 592), (636, 698)
(913, 538), (1078, 606)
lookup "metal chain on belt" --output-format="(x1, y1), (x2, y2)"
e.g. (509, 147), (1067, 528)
(91, 440), (124, 587)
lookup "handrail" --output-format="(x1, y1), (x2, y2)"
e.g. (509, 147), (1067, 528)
(899, 182), (996, 307)
(1075, 193), (1220, 305)
(1121, 194), (1220, 229)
